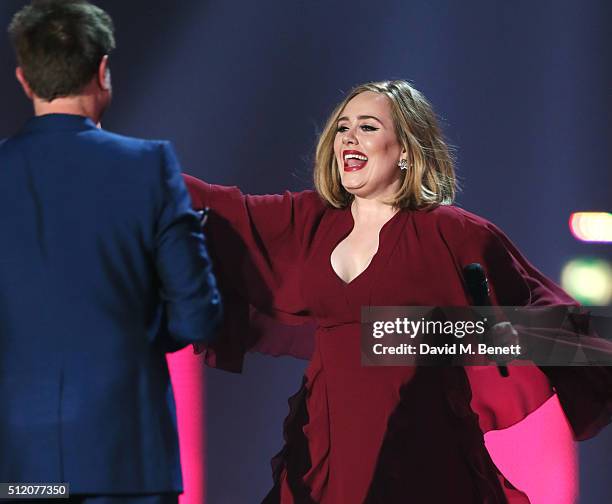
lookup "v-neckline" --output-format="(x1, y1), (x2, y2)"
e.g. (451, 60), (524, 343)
(329, 207), (402, 287)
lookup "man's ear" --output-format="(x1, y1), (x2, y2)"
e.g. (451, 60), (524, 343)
(15, 67), (34, 99)
(97, 55), (111, 91)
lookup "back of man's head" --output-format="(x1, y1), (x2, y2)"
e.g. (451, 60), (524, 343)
(8, 0), (115, 101)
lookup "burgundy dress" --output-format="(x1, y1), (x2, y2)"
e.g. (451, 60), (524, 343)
(184, 175), (611, 504)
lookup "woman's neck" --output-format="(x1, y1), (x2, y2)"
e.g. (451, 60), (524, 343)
(351, 196), (398, 224)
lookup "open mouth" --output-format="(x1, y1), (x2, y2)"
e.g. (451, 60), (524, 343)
(343, 150), (368, 172)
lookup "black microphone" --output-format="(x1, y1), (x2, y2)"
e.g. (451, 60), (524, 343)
(463, 263), (509, 377)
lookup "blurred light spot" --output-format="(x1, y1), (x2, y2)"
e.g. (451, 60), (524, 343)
(561, 258), (612, 305)
(569, 212), (612, 243)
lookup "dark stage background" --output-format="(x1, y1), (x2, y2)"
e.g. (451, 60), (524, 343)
(1, 1), (610, 502)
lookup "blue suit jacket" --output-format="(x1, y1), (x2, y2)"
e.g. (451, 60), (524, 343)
(0, 114), (221, 494)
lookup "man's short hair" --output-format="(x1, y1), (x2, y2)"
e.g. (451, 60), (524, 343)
(8, 0), (115, 101)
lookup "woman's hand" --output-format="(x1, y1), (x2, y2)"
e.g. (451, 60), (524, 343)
(196, 207), (210, 227)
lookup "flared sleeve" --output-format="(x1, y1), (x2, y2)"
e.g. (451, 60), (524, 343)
(445, 208), (612, 440)
(183, 174), (325, 372)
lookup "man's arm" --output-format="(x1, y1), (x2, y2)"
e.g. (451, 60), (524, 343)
(155, 141), (222, 349)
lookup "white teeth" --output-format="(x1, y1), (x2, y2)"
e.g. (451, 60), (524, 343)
(344, 153), (368, 161)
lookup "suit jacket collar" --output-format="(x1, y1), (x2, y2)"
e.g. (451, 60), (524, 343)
(21, 113), (98, 133)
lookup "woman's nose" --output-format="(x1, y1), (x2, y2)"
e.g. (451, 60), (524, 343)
(342, 129), (357, 145)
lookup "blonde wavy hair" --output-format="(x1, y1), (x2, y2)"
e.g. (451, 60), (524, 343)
(314, 80), (456, 209)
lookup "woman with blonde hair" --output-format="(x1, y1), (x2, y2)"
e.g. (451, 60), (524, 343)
(185, 80), (611, 503)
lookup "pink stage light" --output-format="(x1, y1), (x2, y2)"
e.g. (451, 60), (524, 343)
(485, 395), (578, 504)
(167, 349), (206, 504)
(569, 212), (612, 243)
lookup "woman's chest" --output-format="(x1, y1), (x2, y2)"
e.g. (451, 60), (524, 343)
(330, 221), (384, 285)
(300, 210), (469, 324)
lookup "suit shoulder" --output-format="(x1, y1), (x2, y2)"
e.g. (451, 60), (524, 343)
(85, 131), (178, 181)
(92, 129), (170, 156)
(0, 134), (22, 153)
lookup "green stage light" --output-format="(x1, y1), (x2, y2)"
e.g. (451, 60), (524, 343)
(561, 258), (612, 305)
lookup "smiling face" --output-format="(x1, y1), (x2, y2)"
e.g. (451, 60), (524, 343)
(315, 81), (456, 210)
(333, 91), (406, 201)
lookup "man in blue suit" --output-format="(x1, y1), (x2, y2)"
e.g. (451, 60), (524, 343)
(0, 1), (221, 503)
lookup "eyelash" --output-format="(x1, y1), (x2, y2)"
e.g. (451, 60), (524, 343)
(336, 125), (379, 133)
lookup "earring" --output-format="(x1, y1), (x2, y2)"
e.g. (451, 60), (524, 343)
(398, 159), (408, 171)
